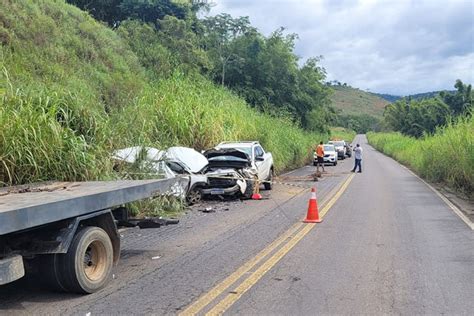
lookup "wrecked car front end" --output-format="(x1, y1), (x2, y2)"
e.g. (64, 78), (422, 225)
(203, 149), (258, 198)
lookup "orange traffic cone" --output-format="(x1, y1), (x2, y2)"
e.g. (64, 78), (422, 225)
(303, 187), (322, 223)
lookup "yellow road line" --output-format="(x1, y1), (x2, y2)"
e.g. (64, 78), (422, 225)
(179, 222), (304, 316)
(206, 174), (354, 315)
(206, 224), (314, 315)
(180, 174), (355, 316)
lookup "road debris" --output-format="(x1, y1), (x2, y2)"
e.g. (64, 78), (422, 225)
(201, 207), (215, 213)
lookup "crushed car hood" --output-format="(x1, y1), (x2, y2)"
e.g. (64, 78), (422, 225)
(164, 147), (208, 173)
(203, 149), (251, 169)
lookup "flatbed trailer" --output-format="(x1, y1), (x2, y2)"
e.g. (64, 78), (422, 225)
(0, 178), (182, 293)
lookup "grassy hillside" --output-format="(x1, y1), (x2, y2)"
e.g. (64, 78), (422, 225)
(330, 85), (389, 118)
(0, 0), (325, 186)
(367, 116), (474, 198)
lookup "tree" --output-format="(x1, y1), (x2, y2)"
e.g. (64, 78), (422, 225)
(441, 79), (473, 115)
(66, 0), (124, 26)
(201, 13), (254, 86)
(67, 0), (203, 27)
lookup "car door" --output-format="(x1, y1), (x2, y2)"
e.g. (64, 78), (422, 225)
(254, 145), (270, 180)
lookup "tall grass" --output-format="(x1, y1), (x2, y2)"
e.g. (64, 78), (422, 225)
(0, 0), (325, 189)
(0, 90), (111, 185)
(367, 116), (474, 198)
(0, 71), (323, 185)
(119, 74), (323, 172)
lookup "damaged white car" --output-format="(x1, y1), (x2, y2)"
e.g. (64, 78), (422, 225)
(203, 148), (256, 199)
(112, 146), (249, 204)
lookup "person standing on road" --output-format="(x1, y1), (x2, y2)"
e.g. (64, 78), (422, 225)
(315, 141), (325, 173)
(351, 143), (363, 173)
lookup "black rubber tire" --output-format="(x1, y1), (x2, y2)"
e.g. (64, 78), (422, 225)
(313, 161), (317, 166)
(59, 227), (113, 293)
(186, 186), (203, 205)
(264, 168), (273, 190)
(243, 179), (255, 199)
(37, 254), (68, 292)
(333, 161), (337, 166)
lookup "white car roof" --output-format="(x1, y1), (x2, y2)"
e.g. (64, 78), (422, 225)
(112, 146), (208, 173)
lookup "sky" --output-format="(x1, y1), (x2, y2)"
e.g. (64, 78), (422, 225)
(207, 0), (474, 95)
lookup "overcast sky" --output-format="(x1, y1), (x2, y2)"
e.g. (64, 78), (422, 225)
(208, 0), (473, 95)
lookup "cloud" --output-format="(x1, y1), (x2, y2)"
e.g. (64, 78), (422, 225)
(208, 0), (473, 95)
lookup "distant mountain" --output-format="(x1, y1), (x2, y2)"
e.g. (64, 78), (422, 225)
(371, 93), (401, 103)
(372, 90), (456, 103)
(329, 86), (389, 118)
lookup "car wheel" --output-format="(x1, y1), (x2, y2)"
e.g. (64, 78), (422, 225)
(313, 161), (317, 166)
(264, 168), (273, 190)
(243, 179), (255, 199)
(333, 161), (337, 166)
(186, 186), (202, 205)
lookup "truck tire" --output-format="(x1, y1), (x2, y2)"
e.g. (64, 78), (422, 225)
(264, 168), (273, 190)
(62, 226), (113, 294)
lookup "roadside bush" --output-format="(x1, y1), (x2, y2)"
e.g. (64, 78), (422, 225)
(367, 116), (474, 198)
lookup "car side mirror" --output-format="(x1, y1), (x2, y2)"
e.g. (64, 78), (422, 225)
(255, 156), (265, 161)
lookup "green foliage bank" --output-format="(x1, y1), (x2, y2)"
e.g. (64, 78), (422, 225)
(0, 0), (324, 186)
(367, 116), (474, 198)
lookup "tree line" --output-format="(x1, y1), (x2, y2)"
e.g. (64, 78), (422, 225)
(67, 0), (333, 133)
(383, 80), (473, 137)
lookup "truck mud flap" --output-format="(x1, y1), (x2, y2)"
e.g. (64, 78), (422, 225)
(0, 255), (25, 285)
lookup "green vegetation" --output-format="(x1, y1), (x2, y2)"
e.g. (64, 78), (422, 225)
(0, 0), (324, 191)
(329, 127), (356, 142)
(329, 85), (388, 118)
(328, 84), (387, 133)
(66, 1), (333, 132)
(367, 115), (474, 198)
(384, 80), (473, 137)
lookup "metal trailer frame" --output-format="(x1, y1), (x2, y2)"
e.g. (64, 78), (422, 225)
(0, 178), (182, 235)
(0, 178), (184, 289)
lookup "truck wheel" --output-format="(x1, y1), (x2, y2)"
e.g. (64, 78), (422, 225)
(264, 168), (273, 190)
(186, 186), (202, 205)
(60, 227), (113, 294)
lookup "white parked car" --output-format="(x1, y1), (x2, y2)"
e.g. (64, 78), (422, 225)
(328, 140), (346, 160)
(213, 141), (274, 191)
(313, 144), (337, 166)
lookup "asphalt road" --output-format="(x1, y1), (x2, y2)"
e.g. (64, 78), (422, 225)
(1, 135), (472, 315)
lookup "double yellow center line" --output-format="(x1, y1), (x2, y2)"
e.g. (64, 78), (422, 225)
(180, 173), (355, 315)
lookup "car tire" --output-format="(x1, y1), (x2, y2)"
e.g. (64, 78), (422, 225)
(264, 168), (273, 190)
(333, 161), (337, 166)
(313, 161), (317, 166)
(186, 186), (202, 205)
(243, 179), (255, 199)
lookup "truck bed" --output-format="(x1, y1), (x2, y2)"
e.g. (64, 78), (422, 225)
(0, 179), (183, 235)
